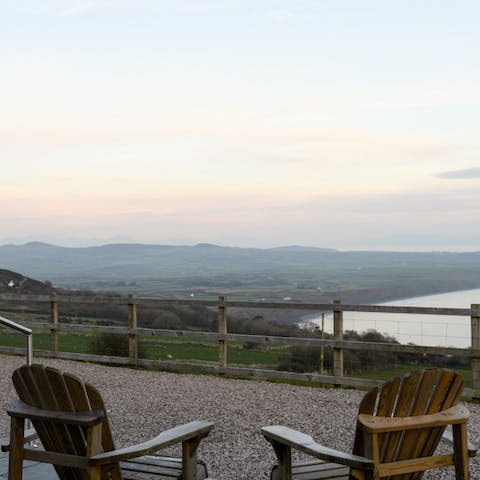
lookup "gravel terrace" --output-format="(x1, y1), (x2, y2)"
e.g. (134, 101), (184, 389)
(0, 355), (478, 480)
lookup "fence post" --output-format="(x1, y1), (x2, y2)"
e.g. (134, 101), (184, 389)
(320, 313), (325, 375)
(128, 294), (138, 362)
(333, 299), (344, 385)
(50, 293), (58, 352)
(218, 296), (227, 372)
(471, 303), (480, 400)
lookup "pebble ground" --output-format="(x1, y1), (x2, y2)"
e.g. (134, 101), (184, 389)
(0, 355), (478, 479)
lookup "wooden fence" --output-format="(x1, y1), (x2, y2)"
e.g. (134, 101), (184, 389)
(0, 293), (479, 398)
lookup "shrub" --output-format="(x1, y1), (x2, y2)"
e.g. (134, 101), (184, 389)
(278, 345), (333, 373)
(87, 332), (148, 358)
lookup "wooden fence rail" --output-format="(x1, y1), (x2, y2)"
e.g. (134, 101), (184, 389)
(0, 294), (479, 398)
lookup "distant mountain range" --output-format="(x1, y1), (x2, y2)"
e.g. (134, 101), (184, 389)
(0, 242), (479, 302)
(0, 242), (337, 282)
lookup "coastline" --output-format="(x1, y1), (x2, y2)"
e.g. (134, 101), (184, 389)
(299, 285), (480, 327)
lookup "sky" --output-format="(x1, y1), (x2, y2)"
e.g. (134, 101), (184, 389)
(1, 0), (480, 251)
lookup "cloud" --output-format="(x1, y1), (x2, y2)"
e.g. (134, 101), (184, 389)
(58, 2), (102, 17)
(435, 167), (480, 179)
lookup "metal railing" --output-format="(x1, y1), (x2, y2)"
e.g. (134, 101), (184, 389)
(0, 315), (32, 365)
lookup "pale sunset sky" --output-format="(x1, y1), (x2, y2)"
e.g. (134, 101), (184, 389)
(1, 1), (480, 250)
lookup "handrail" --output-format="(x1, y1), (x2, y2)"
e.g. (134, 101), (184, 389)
(0, 315), (32, 365)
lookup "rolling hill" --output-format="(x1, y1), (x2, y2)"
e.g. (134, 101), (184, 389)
(0, 242), (479, 304)
(0, 267), (54, 295)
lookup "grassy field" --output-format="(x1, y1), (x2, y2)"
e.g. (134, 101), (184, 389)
(0, 332), (472, 388)
(0, 333), (281, 367)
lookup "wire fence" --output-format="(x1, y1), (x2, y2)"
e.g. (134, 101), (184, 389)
(306, 311), (472, 348)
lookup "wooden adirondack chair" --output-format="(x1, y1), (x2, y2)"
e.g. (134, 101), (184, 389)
(2, 364), (214, 480)
(262, 369), (477, 480)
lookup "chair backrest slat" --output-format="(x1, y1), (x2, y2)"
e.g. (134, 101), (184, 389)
(377, 377), (401, 417)
(412, 370), (440, 414)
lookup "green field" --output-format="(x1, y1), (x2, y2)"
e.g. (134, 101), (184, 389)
(0, 333), (281, 367)
(0, 332), (472, 389)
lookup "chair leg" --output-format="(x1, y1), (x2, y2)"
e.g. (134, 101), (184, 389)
(86, 423), (103, 480)
(266, 439), (292, 480)
(8, 417), (25, 480)
(452, 423), (469, 480)
(86, 466), (102, 480)
(183, 435), (208, 480)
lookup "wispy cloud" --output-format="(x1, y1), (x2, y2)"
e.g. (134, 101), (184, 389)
(435, 167), (480, 179)
(59, 2), (99, 17)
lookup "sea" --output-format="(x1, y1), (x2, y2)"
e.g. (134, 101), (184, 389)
(303, 288), (480, 348)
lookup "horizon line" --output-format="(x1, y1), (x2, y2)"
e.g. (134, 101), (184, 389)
(1, 240), (479, 255)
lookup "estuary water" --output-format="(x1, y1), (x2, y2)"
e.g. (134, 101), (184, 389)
(306, 288), (480, 348)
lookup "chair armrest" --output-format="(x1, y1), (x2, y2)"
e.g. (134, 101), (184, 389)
(441, 430), (478, 457)
(1, 428), (38, 452)
(6, 400), (104, 427)
(90, 420), (214, 465)
(261, 425), (374, 470)
(358, 404), (470, 434)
